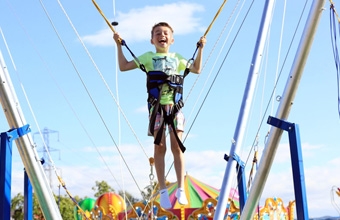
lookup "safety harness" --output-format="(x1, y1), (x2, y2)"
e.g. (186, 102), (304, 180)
(147, 70), (186, 153)
(116, 36), (197, 153)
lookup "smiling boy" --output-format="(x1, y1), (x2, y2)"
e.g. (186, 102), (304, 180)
(114, 22), (206, 209)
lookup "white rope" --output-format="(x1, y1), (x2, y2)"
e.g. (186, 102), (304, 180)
(272, 0), (286, 114)
(185, 0), (245, 123)
(1, 17), (60, 189)
(112, 0), (129, 217)
(58, 0), (150, 160)
(2, 2), (101, 188)
(38, 0), (146, 196)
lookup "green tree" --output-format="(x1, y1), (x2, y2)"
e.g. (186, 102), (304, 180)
(37, 194), (84, 219)
(92, 180), (115, 197)
(57, 194), (79, 220)
(11, 193), (24, 220)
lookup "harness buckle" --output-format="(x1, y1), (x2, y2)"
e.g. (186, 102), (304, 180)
(174, 100), (184, 112)
(169, 75), (183, 84)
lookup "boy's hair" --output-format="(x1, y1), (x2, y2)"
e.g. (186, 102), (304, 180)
(151, 22), (174, 37)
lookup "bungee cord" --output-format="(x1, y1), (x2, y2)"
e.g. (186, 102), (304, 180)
(53, 0), (162, 217)
(204, 0), (229, 38)
(111, 0), (131, 218)
(89, 1), (162, 214)
(167, 0), (247, 177)
(92, 0), (116, 33)
(1, 21), (92, 219)
(330, 1), (340, 119)
(223, 1), (314, 214)
(32, 0), (149, 212)
(180, 0), (256, 156)
(237, 2), (311, 211)
(185, 0), (245, 121)
(84, 2), (149, 159)
(183, 0), (230, 79)
(54, 0), (149, 187)
(164, 3), (260, 201)
(170, 0), (246, 180)
(180, 0), (310, 211)
(4, 0), (142, 217)
(60, 2), (150, 162)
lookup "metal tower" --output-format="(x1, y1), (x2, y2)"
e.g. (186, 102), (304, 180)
(34, 127), (60, 190)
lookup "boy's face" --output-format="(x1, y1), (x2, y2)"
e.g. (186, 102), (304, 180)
(151, 26), (174, 53)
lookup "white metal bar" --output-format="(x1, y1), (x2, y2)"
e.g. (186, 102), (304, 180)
(240, 0), (326, 218)
(213, 1), (276, 219)
(0, 50), (62, 220)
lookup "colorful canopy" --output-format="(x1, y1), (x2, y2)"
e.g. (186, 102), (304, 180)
(152, 174), (239, 209)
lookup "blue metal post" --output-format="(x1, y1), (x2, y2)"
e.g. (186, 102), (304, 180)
(224, 153), (247, 212)
(0, 131), (13, 220)
(0, 125), (32, 220)
(267, 116), (309, 219)
(24, 170), (33, 220)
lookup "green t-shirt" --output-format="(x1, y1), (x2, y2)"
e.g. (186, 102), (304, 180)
(137, 52), (187, 105)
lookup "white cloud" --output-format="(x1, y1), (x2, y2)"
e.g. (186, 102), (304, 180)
(82, 2), (205, 46)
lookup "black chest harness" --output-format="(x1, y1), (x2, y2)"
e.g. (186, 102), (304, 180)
(147, 70), (186, 153)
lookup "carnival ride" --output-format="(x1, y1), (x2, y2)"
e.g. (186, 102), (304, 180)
(72, 178), (297, 220)
(1, 0), (340, 219)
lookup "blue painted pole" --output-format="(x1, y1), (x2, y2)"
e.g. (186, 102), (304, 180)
(288, 124), (309, 219)
(0, 131), (13, 220)
(1, 125), (32, 220)
(24, 170), (33, 220)
(267, 116), (309, 219)
(224, 153), (247, 212)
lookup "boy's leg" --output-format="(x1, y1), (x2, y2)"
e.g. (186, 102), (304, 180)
(154, 130), (171, 208)
(170, 130), (188, 205)
(154, 131), (167, 189)
(170, 130), (184, 188)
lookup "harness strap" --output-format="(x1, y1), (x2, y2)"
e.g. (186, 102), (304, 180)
(147, 74), (184, 85)
(153, 107), (186, 153)
(147, 70), (186, 153)
(148, 98), (161, 137)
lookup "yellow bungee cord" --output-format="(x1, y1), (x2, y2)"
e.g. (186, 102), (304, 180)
(92, 0), (116, 33)
(203, 0), (229, 38)
(91, 0), (229, 41)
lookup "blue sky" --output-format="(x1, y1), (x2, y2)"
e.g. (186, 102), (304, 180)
(1, 0), (340, 218)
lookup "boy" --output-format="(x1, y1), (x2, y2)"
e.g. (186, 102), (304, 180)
(113, 22), (206, 208)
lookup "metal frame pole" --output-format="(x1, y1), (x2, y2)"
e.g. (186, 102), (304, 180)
(267, 116), (309, 219)
(213, 0), (276, 219)
(240, 0), (326, 218)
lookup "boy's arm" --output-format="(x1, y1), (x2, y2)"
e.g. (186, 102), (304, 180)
(190, 36), (207, 74)
(114, 33), (138, 71)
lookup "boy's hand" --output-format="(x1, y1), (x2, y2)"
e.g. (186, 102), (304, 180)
(197, 36), (207, 48)
(113, 32), (122, 45)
